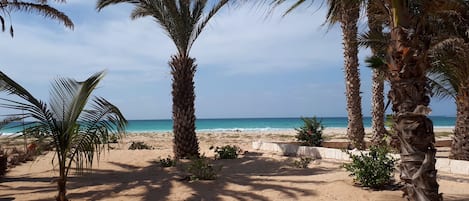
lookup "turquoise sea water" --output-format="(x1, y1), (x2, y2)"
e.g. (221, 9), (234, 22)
(0, 116), (455, 134)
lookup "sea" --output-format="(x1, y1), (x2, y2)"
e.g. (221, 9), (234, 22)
(0, 116), (455, 134)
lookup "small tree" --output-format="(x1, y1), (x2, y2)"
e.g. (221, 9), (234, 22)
(295, 116), (324, 146)
(0, 71), (127, 201)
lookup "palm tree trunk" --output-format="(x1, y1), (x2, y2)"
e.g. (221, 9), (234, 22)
(367, 0), (387, 146)
(56, 164), (67, 201)
(450, 87), (469, 160)
(388, 25), (442, 201)
(170, 54), (200, 159)
(370, 69), (387, 146)
(341, 2), (365, 150)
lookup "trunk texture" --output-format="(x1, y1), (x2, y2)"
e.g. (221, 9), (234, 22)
(388, 25), (442, 201)
(450, 87), (469, 160)
(367, 0), (387, 146)
(341, 2), (365, 150)
(371, 69), (387, 146)
(170, 54), (200, 159)
(56, 167), (67, 201)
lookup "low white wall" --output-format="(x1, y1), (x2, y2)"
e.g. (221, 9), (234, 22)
(252, 141), (469, 175)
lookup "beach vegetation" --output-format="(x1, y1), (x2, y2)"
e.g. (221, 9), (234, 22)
(159, 156), (176, 168)
(97, 0), (233, 159)
(426, 3), (469, 160)
(210, 145), (241, 159)
(129, 141), (153, 150)
(0, 0), (73, 37)
(0, 71), (127, 201)
(343, 146), (397, 189)
(293, 157), (313, 168)
(186, 155), (220, 181)
(295, 116), (324, 146)
(362, 0), (388, 147)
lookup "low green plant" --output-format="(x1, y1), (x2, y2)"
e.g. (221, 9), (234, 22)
(210, 145), (241, 159)
(295, 116), (324, 146)
(159, 156), (176, 168)
(128, 141), (152, 150)
(186, 155), (221, 181)
(343, 146), (397, 189)
(293, 157), (313, 168)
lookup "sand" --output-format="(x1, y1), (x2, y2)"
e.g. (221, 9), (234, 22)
(1, 128), (469, 201)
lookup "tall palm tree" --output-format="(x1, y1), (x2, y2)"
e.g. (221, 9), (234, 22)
(96, 0), (231, 158)
(0, 71), (127, 201)
(383, 0), (453, 200)
(366, 0), (388, 146)
(265, 0), (366, 149)
(0, 0), (73, 37)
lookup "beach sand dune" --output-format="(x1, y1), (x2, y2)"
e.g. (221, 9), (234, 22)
(1, 130), (468, 201)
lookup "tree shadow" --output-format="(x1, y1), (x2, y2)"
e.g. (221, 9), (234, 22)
(175, 151), (341, 201)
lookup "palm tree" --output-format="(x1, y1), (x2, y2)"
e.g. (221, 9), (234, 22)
(429, 38), (469, 160)
(0, 71), (127, 201)
(383, 0), (450, 200)
(264, 0), (366, 149)
(96, 0), (231, 158)
(0, 0), (73, 37)
(365, 0), (388, 146)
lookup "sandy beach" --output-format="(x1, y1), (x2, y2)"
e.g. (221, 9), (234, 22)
(1, 128), (468, 201)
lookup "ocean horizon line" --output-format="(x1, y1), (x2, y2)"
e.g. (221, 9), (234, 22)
(127, 115), (457, 121)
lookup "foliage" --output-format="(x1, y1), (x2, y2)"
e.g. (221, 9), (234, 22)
(295, 116), (324, 146)
(128, 141), (153, 150)
(108, 134), (119, 143)
(293, 157), (313, 168)
(0, 71), (127, 201)
(0, 0), (73, 37)
(343, 146), (397, 189)
(186, 155), (221, 181)
(210, 145), (241, 159)
(159, 156), (176, 168)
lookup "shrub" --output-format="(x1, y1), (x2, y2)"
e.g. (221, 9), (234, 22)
(159, 156), (176, 168)
(210, 145), (241, 159)
(343, 146), (397, 189)
(186, 155), (221, 181)
(295, 116), (324, 146)
(128, 141), (152, 150)
(293, 157), (313, 168)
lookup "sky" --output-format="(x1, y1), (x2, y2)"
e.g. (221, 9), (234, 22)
(0, 0), (456, 120)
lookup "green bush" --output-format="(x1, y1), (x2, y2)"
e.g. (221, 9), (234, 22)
(186, 156), (221, 181)
(293, 157), (313, 168)
(159, 156), (176, 168)
(210, 145), (241, 159)
(343, 146), (397, 189)
(128, 141), (153, 150)
(295, 116), (324, 146)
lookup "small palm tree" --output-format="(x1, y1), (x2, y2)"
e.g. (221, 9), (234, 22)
(0, 71), (127, 201)
(429, 38), (469, 160)
(97, 0), (231, 158)
(0, 0), (73, 37)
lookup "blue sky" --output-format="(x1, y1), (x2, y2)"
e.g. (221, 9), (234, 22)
(0, 0), (455, 120)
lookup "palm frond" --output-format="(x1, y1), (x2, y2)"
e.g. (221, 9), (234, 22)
(189, 0), (229, 54)
(3, 1), (73, 29)
(49, 71), (105, 136)
(96, 0), (139, 11)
